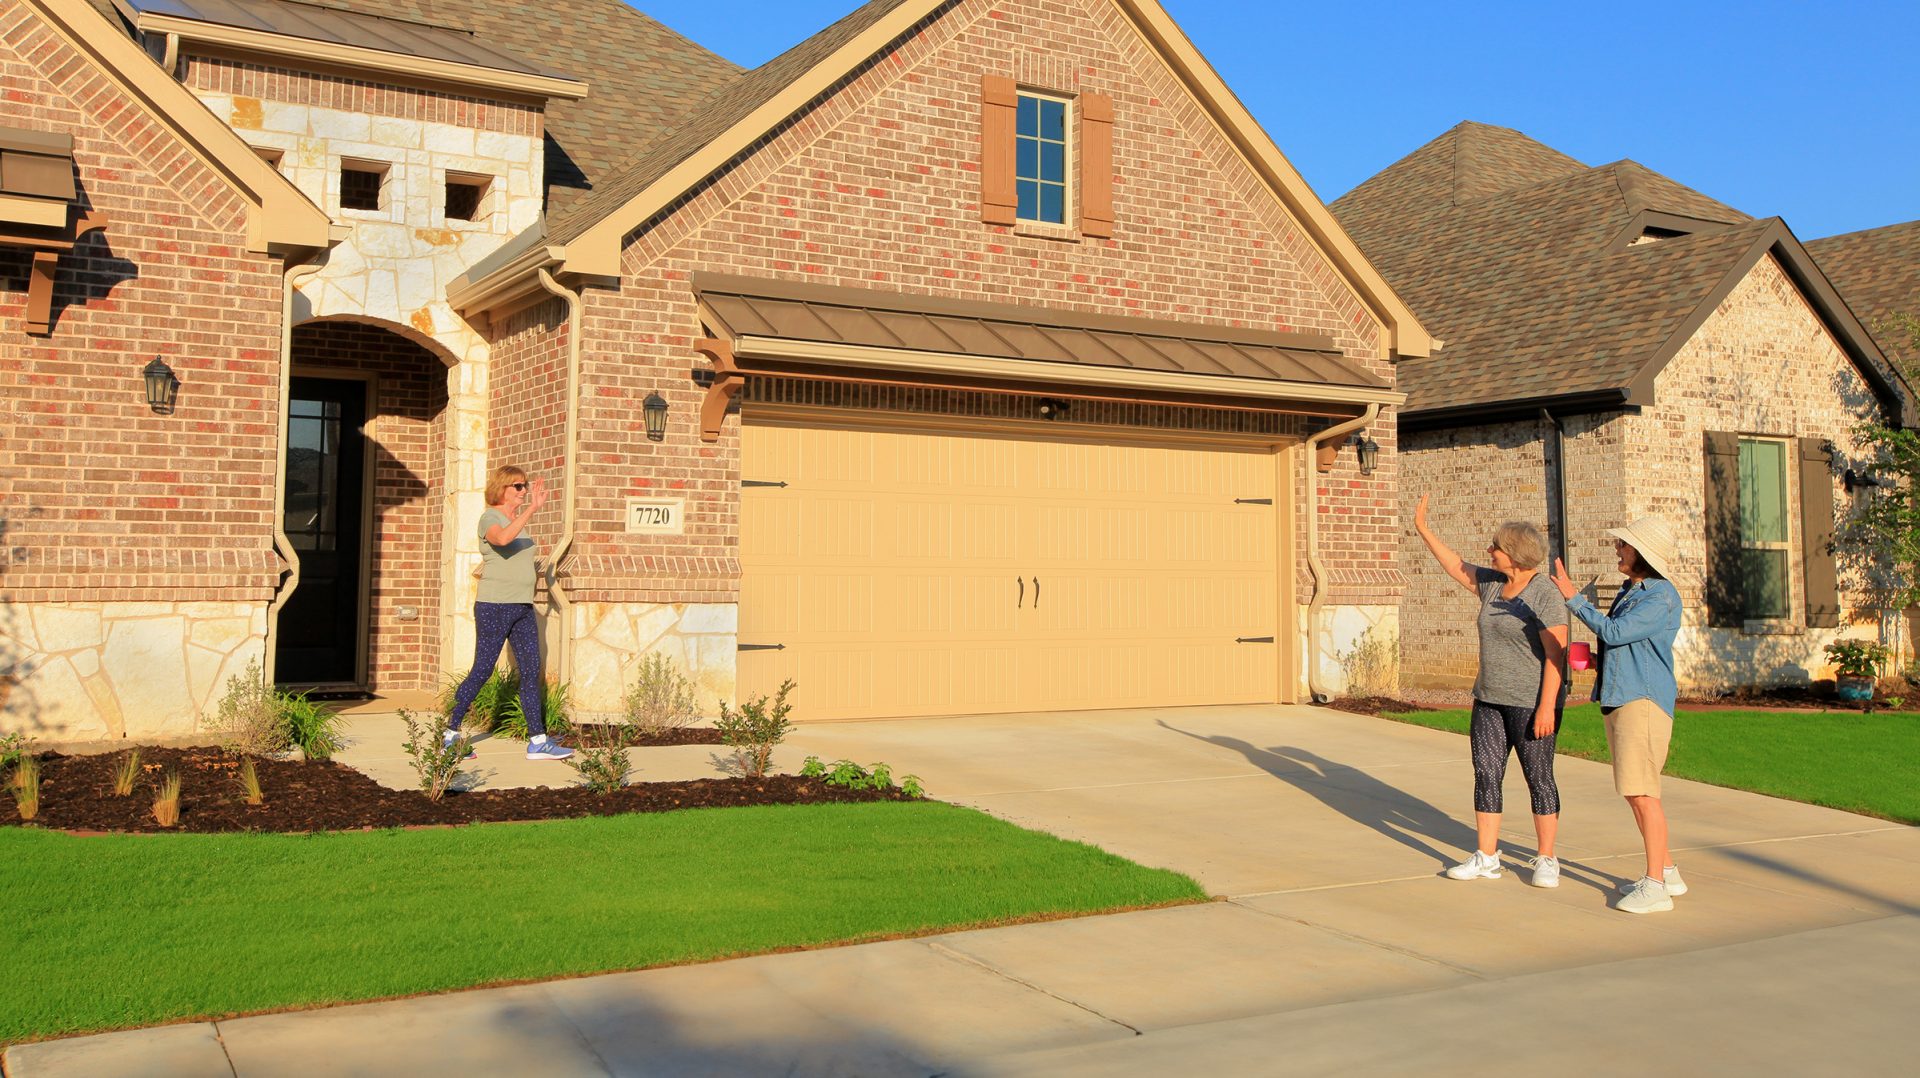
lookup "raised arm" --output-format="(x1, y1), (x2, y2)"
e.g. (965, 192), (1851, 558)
(1556, 561), (1679, 645)
(484, 478), (545, 546)
(1414, 493), (1478, 595)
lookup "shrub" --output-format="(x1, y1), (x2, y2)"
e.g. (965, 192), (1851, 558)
(624, 653), (699, 737)
(212, 657), (289, 756)
(10, 754), (39, 822)
(0, 732), (33, 772)
(236, 758), (264, 806)
(494, 677), (574, 741)
(799, 755), (827, 778)
(280, 691), (343, 761)
(399, 708), (469, 802)
(152, 771), (181, 827)
(112, 750), (141, 797)
(716, 679), (794, 778)
(900, 774), (925, 799)
(814, 759), (902, 792)
(437, 670), (513, 735)
(1826, 639), (1892, 679)
(1337, 626), (1399, 699)
(569, 721), (633, 795)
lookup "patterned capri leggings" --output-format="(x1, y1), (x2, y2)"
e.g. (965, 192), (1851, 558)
(1469, 699), (1561, 816)
(448, 601), (544, 737)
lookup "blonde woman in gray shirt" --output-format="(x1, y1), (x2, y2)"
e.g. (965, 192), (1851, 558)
(444, 465), (572, 761)
(1414, 494), (1569, 887)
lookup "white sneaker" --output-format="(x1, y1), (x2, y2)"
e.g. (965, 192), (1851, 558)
(1617, 866), (1687, 897)
(1616, 876), (1674, 914)
(1528, 855), (1561, 888)
(1446, 850), (1502, 880)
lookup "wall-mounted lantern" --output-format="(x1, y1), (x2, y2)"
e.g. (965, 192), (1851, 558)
(1352, 431), (1380, 476)
(1036, 397), (1071, 421)
(643, 391), (669, 441)
(142, 357), (179, 415)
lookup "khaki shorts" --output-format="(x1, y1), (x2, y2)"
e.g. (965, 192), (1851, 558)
(1603, 698), (1673, 798)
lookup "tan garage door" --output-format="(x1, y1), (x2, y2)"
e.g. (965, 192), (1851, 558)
(739, 417), (1285, 720)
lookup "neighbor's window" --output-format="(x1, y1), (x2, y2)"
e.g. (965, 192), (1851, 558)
(339, 160), (386, 212)
(1739, 437), (1791, 619)
(444, 172), (491, 222)
(1015, 92), (1069, 224)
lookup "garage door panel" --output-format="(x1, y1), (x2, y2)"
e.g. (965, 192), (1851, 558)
(743, 422), (1281, 720)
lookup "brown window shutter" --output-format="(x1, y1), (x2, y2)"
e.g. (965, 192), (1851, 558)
(980, 75), (1017, 226)
(1798, 437), (1840, 627)
(1703, 431), (1745, 627)
(1078, 93), (1114, 238)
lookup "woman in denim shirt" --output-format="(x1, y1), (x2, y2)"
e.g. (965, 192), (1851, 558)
(1550, 517), (1684, 914)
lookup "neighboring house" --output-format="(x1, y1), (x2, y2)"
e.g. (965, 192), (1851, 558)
(1, 0), (1429, 739)
(1809, 219), (1920, 372)
(1330, 122), (1915, 697)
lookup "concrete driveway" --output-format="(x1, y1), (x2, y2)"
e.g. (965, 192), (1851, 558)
(9, 704), (1918, 1076)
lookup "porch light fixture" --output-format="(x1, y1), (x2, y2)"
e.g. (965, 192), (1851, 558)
(643, 391), (669, 441)
(1844, 467), (1888, 494)
(1352, 431), (1380, 476)
(1036, 397), (1070, 421)
(142, 357), (179, 415)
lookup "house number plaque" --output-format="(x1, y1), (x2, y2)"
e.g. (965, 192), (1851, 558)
(625, 498), (685, 535)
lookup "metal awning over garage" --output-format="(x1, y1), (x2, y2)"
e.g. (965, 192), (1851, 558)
(690, 274), (1404, 438)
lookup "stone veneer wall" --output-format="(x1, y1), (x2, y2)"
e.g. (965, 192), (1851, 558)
(2, 0), (283, 738)
(1627, 253), (1892, 692)
(570, 603), (738, 719)
(550, 0), (1400, 708)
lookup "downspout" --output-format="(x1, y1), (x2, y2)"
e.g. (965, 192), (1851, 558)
(534, 268), (582, 683)
(1304, 403), (1381, 704)
(264, 259), (325, 686)
(1540, 409), (1568, 568)
(161, 33), (179, 78)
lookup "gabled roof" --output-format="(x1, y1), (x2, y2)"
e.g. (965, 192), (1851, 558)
(1809, 219), (1920, 371)
(1331, 122), (1912, 427)
(453, 0), (1432, 360)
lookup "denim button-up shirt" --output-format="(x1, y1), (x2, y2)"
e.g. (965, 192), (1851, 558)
(1567, 578), (1681, 717)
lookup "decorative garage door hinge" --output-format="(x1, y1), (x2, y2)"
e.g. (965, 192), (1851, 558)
(741, 480), (788, 488)
(1235, 636), (1276, 644)
(738, 643), (786, 651)
(1233, 498), (1273, 505)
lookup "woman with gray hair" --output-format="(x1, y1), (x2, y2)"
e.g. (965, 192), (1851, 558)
(1414, 494), (1571, 888)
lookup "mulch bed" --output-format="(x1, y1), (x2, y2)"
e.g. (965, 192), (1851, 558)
(567, 725), (725, 747)
(1320, 696), (1430, 716)
(5, 748), (912, 835)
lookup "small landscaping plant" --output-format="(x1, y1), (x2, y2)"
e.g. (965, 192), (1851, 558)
(437, 670), (513, 735)
(624, 653), (700, 738)
(1826, 639), (1892, 679)
(1336, 625), (1399, 699)
(212, 658), (291, 756)
(0, 732), (33, 771)
(494, 676), (574, 741)
(10, 754), (40, 822)
(799, 755), (922, 796)
(236, 758), (264, 806)
(281, 691), (343, 761)
(152, 771), (181, 828)
(717, 679), (794, 778)
(112, 750), (141, 797)
(569, 721), (633, 795)
(399, 708), (469, 802)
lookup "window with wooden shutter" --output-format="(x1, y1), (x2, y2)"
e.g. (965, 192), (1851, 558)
(1703, 431), (1745, 626)
(1079, 93), (1113, 238)
(1739, 437), (1792, 620)
(1014, 92), (1070, 224)
(1798, 437), (1840, 627)
(980, 76), (1018, 225)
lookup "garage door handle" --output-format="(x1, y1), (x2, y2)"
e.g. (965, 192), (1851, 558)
(1032, 576), (1040, 609)
(1236, 636), (1275, 644)
(1017, 576), (1024, 608)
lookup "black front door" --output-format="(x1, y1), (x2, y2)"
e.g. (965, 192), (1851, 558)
(276, 377), (367, 685)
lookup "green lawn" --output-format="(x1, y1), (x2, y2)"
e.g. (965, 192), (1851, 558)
(0, 802), (1204, 1046)
(1382, 703), (1920, 825)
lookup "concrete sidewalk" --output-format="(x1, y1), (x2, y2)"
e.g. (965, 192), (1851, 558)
(8, 705), (1918, 1076)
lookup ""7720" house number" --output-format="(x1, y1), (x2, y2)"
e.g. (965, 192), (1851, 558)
(624, 498), (685, 535)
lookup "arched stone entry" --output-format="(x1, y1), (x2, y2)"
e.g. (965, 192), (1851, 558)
(280, 319), (452, 691)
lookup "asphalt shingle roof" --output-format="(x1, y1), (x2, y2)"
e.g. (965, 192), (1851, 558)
(1331, 122), (1759, 418)
(1809, 219), (1920, 372)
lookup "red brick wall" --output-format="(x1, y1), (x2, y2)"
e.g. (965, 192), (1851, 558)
(485, 298), (570, 563)
(181, 54), (541, 137)
(561, 0), (1399, 606)
(0, 0), (283, 603)
(290, 320), (449, 689)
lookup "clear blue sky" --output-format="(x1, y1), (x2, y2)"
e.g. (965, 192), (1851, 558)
(630, 0), (1919, 240)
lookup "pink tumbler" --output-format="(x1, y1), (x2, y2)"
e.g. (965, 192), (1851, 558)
(1569, 641), (1592, 670)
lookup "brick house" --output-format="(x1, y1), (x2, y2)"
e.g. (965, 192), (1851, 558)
(2, 0), (1428, 739)
(1331, 122), (1916, 697)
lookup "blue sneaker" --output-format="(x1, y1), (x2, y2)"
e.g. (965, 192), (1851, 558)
(525, 739), (573, 762)
(442, 732), (477, 760)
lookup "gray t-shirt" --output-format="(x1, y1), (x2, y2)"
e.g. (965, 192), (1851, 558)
(476, 508), (537, 605)
(1472, 566), (1569, 708)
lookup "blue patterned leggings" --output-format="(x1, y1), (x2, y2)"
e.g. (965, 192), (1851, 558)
(449, 602), (544, 736)
(1469, 699), (1561, 816)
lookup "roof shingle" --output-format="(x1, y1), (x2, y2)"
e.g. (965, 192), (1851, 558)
(1809, 219), (1920, 372)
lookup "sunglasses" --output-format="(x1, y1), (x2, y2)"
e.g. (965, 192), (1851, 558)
(509, 482), (528, 491)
